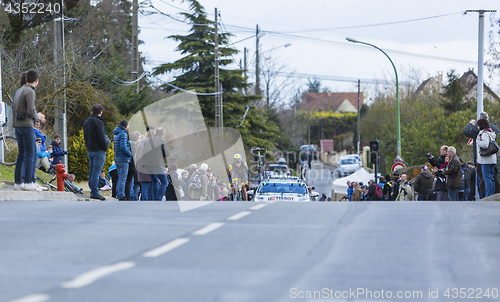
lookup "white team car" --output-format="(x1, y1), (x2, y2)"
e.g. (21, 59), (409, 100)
(250, 177), (319, 202)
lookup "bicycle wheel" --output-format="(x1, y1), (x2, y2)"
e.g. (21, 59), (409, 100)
(0, 136), (18, 166)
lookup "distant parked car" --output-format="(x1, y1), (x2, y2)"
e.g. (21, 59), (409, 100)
(337, 154), (362, 177)
(300, 145), (317, 159)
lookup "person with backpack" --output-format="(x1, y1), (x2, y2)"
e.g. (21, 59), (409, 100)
(413, 165), (434, 201)
(190, 163), (209, 200)
(382, 174), (393, 201)
(367, 180), (382, 201)
(395, 174), (414, 201)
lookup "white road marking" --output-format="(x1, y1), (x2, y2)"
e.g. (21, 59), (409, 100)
(142, 238), (190, 257)
(7, 294), (50, 302)
(227, 211), (252, 221)
(192, 222), (225, 235)
(60, 261), (135, 289)
(250, 204), (268, 210)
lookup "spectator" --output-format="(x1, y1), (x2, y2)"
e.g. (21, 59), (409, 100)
(113, 119), (133, 201)
(396, 174), (413, 201)
(367, 180), (382, 201)
(136, 127), (170, 201)
(319, 193), (327, 201)
(346, 180), (353, 201)
(68, 173), (82, 192)
(190, 163), (209, 201)
(135, 130), (155, 201)
(108, 162), (118, 198)
(476, 119), (497, 198)
(50, 134), (68, 166)
(467, 161), (476, 201)
(180, 171), (190, 201)
(211, 174), (222, 201)
(433, 156), (449, 201)
(427, 145), (448, 168)
(464, 112), (500, 198)
(98, 171), (112, 191)
(128, 132), (140, 201)
(413, 165), (434, 201)
(391, 171), (401, 201)
(83, 104), (109, 200)
(165, 163), (180, 201)
(361, 185), (368, 201)
(382, 174), (393, 201)
(300, 151), (307, 169)
(35, 138), (50, 171)
(442, 146), (463, 201)
(307, 151), (312, 170)
(13, 70), (40, 191)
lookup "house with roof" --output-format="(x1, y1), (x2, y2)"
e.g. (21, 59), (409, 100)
(415, 69), (500, 102)
(301, 92), (363, 113)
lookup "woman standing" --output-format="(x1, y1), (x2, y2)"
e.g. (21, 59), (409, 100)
(476, 119), (497, 198)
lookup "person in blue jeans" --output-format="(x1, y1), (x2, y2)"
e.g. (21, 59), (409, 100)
(12, 70), (40, 191)
(113, 120), (133, 201)
(83, 104), (109, 200)
(476, 119), (497, 198)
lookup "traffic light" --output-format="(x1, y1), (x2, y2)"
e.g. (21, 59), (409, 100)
(370, 139), (379, 164)
(370, 151), (378, 164)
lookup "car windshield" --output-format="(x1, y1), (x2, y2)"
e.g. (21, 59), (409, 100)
(302, 145), (315, 151)
(258, 183), (307, 194)
(268, 165), (287, 173)
(341, 158), (358, 165)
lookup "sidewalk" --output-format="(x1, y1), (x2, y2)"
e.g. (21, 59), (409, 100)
(0, 181), (106, 202)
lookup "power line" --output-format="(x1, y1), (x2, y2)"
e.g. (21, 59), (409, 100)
(275, 11), (464, 33)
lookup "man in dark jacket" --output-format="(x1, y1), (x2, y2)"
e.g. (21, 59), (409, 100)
(442, 146), (463, 201)
(463, 111), (500, 198)
(83, 104), (109, 200)
(113, 120), (133, 201)
(427, 145), (448, 168)
(413, 165), (434, 200)
(391, 171), (401, 201)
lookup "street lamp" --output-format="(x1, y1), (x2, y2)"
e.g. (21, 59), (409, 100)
(346, 37), (401, 156)
(262, 43), (292, 54)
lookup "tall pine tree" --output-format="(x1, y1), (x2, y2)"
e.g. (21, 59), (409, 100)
(152, 0), (278, 149)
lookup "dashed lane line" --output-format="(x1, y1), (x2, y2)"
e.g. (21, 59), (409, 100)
(7, 294), (50, 302)
(192, 222), (225, 235)
(142, 238), (190, 258)
(250, 204), (268, 210)
(60, 261), (136, 289)
(227, 211), (252, 221)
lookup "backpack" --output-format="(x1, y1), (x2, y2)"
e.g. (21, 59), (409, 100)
(189, 173), (202, 191)
(374, 184), (383, 198)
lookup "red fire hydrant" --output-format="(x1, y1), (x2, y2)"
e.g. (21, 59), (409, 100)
(55, 163), (69, 191)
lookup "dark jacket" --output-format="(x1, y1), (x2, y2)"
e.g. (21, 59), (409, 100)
(391, 179), (401, 201)
(429, 154), (446, 168)
(13, 85), (38, 128)
(367, 183), (381, 201)
(464, 121), (499, 162)
(413, 170), (434, 197)
(83, 114), (109, 152)
(113, 125), (133, 163)
(444, 155), (463, 189)
(190, 169), (208, 200)
(50, 140), (64, 165)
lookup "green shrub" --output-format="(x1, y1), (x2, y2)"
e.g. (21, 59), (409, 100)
(68, 129), (115, 181)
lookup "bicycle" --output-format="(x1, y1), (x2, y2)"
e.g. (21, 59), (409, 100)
(0, 122), (18, 166)
(35, 166), (84, 194)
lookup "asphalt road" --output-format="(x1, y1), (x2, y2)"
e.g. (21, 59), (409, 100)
(1, 200), (499, 302)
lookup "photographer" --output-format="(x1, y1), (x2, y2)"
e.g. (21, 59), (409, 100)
(426, 145), (448, 168)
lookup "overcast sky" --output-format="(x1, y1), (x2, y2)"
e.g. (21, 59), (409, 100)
(138, 0), (500, 101)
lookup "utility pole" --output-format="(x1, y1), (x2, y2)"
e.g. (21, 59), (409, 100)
(357, 79), (361, 155)
(214, 8), (221, 129)
(131, 0), (139, 93)
(464, 9), (496, 120)
(53, 0), (67, 167)
(255, 24), (261, 96)
(243, 47), (247, 95)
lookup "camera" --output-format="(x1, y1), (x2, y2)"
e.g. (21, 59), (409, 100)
(426, 152), (433, 157)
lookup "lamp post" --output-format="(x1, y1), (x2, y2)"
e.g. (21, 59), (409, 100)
(346, 37), (401, 156)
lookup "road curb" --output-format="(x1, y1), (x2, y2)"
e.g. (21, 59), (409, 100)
(0, 190), (86, 201)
